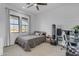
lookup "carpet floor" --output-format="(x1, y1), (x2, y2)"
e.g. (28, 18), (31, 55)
(3, 43), (66, 56)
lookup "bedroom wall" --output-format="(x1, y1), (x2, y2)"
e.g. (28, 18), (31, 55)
(0, 3), (6, 55)
(35, 4), (79, 36)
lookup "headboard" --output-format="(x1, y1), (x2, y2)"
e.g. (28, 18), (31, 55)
(34, 31), (46, 36)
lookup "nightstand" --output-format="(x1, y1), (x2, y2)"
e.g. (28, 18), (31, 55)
(46, 35), (51, 43)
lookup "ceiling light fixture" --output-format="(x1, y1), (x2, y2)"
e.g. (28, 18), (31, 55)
(26, 3), (47, 11)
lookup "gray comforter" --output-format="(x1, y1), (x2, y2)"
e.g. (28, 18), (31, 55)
(15, 35), (46, 51)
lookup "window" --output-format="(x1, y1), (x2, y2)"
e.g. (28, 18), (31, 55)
(10, 15), (19, 32)
(21, 17), (29, 32)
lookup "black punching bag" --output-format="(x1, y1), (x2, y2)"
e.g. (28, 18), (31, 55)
(51, 24), (58, 45)
(52, 24), (56, 39)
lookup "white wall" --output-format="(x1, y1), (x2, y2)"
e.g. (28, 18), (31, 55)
(0, 3), (6, 55)
(35, 4), (79, 36)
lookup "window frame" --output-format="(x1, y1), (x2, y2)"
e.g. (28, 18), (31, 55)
(9, 14), (20, 33)
(21, 17), (29, 33)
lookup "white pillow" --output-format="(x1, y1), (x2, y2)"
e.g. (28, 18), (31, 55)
(40, 33), (43, 36)
(35, 32), (40, 35)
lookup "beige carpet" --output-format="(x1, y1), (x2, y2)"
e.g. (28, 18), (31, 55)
(3, 43), (66, 56)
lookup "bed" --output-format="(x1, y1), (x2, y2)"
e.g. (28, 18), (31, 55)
(15, 31), (46, 51)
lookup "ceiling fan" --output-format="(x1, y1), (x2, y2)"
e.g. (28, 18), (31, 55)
(26, 3), (47, 11)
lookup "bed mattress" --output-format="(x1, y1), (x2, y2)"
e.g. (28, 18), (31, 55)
(15, 35), (46, 51)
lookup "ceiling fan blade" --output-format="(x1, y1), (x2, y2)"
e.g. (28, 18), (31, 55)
(36, 5), (39, 10)
(26, 3), (30, 5)
(37, 3), (47, 5)
(27, 4), (34, 8)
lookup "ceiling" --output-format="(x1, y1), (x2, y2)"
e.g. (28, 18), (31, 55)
(5, 3), (62, 15)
